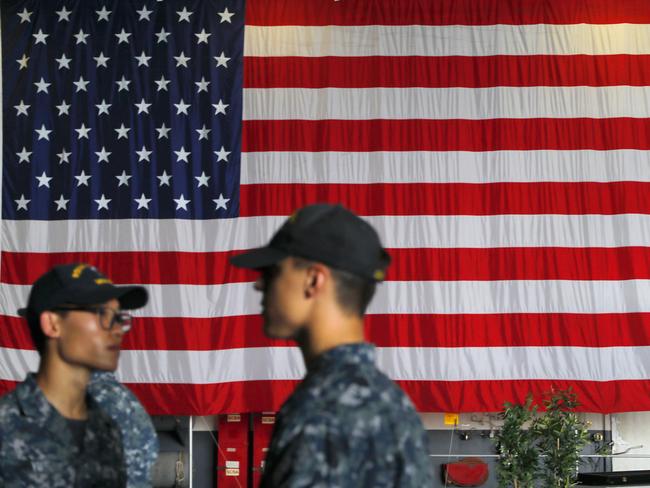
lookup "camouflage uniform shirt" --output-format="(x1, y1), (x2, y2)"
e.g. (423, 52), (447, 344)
(260, 343), (433, 487)
(88, 372), (159, 487)
(0, 373), (127, 487)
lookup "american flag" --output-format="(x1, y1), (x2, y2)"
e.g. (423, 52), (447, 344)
(2, 0), (650, 414)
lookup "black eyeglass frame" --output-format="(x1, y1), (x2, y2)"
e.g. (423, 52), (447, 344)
(50, 305), (133, 333)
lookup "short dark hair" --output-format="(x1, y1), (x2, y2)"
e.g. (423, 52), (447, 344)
(26, 309), (69, 356)
(293, 258), (377, 317)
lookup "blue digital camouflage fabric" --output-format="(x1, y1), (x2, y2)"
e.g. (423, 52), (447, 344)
(260, 343), (433, 487)
(88, 372), (159, 487)
(0, 373), (127, 487)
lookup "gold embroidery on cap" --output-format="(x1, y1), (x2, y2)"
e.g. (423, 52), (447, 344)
(373, 270), (385, 281)
(71, 264), (88, 278)
(94, 278), (112, 285)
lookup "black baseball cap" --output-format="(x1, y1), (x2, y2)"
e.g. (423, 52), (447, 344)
(17, 263), (148, 317)
(230, 203), (391, 281)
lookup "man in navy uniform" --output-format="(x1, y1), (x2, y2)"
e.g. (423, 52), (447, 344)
(231, 204), (433, 487)
(0, 263), (158, 487)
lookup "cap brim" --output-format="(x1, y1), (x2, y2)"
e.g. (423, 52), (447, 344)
(229, 246), (288, 269)
(17, 308), (27, 317)
(65, 285), (149, 310)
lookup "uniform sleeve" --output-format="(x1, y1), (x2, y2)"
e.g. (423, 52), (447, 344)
(89, 371), (159, 488)
(262, 414), (349, 488)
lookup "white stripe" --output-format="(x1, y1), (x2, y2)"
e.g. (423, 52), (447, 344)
(2, 346), (649, 383)
(241, 150), (650, 184)
(4, 214), (650, 253)
(4, 280), (650, 317)
(244, 24), (650, 57)
(244, 86), (650, 120)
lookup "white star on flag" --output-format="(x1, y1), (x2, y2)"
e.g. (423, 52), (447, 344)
(56, 100), (70, 116)
(213, 193), (230, 210)
(15, 194), (30, 211)
(95, 194), (111, 210)
(57, 148), (71, 164)
(94, 52), (109, 67)
(195, 77), (210, 93)
(33, 29), (48, 44)
(157, 170), (172, 186)
(95, 147), (111, 163)
(17, 8), (32, 23)
(174, 146), (191, 162)
(196, 125), (211, 140)
(17, 54), (29, 70)
(96, 6), (111, 21)
(34, 77), (50, 93)
(96, 100), (111, 115)
(116, 76), (131, 91)
(74, 170), (92, 186)
(136, 6), (153, 21)
(135, 193), (152, 209)
(115, 124), (130, 139)
(195, 171), (211, 187)
(135, 98), (152, 114)
(75, 123), (91, 139)
(15, 100), (29, 116)
(177, 7), (193, 22)
(214, 52), (230, 68)
(218, 8), (235, 23)
(56, 6), (71, 22)
(36, 171), (52, 188)
(174, 194), (190, 210)
(116, 170), (132, 187)
(54, 195), (69, 211)
(135, 51), (151, 67)
(115, 29), (131, 43)
(17, 147), (32, 163)
(55, 54), (71, 70)
(35, 124), (52, 141)
(74, 76), (90, 92)
(174, 99), (190, 115)
(74, 29), (89, 44)
(155, 76), (171, 91)
(156, 28), (171, 43)
(156, 123), (171, 139)
(136, 145), (152, 162)
(195, 29), (211, 44)
(174, 52), (191, 67)
(215, 146), (231, 162)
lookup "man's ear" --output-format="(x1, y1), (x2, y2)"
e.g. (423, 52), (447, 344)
(305, 264), (328, 298)
(40, 311), (62, 339)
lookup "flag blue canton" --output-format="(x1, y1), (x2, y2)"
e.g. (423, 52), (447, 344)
(2, 0), (243, 220)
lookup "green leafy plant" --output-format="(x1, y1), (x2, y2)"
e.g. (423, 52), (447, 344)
(494, 395), (539, 488)
(534, 389), (590, 488)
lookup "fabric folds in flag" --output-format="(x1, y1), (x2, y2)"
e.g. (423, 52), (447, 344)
(2, 0), (650, 414)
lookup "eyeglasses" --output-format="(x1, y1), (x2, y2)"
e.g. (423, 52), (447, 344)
(51, 305), (133, 333)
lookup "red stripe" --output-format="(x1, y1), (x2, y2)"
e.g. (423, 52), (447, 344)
(0, 251), (257, 285)
(244, 55), (650, 88)
(246, 0), (650, 26)
(242, 119), (650, 152)
(4, 246), (650, 285)
(398, 379), (650, 413)
(240, 182), (650, 216)
(1, 378), (644, 414)
(4, 313), (650, 350)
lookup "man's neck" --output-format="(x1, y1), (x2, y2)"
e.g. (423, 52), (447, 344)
(298, 306), (365, 369)
(36, 354), (91, 420)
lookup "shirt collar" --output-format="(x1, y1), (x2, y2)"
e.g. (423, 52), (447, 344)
(308, 342), (375, 372)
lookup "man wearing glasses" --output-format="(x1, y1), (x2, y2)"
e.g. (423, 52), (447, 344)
(0, 263), (157, 486)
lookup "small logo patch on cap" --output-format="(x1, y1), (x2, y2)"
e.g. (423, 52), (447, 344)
(71, 264), (88, 278)
(373, 269), (385, 281)
(94, 278), (112, 285)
